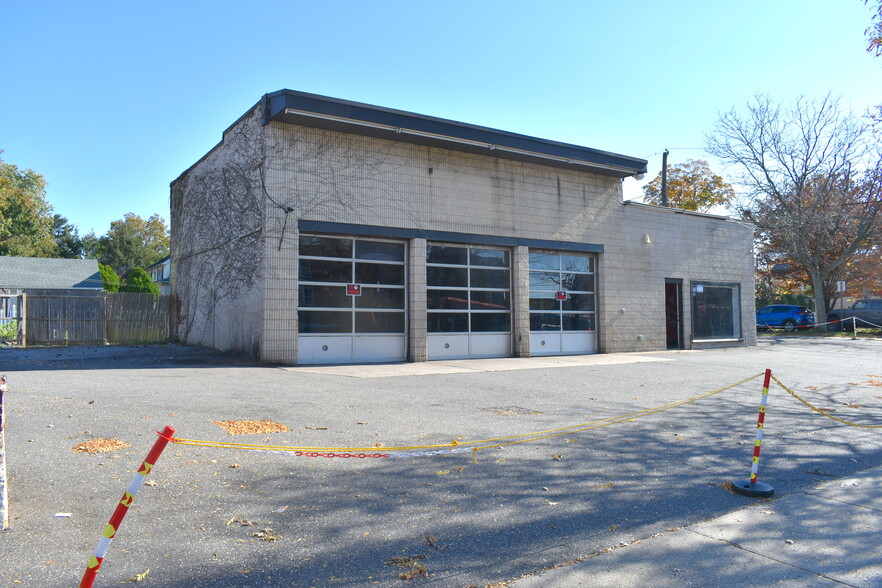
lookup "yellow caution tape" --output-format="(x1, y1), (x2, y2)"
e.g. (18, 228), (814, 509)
(171, 372), (765, 454)
(771, 375), (882, 429)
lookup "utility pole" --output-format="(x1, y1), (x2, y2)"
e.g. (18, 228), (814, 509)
(661, 148), (669, 207)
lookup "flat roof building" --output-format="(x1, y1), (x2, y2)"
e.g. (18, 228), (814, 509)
(171, 90), (755, 364)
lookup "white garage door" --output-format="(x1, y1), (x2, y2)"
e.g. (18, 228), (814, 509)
(297, 235), (406, 364)
(528, 250), (597, 356)
(426, 243), (512, 359)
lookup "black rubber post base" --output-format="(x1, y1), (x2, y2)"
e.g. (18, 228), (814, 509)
(731, 479), (775, 498)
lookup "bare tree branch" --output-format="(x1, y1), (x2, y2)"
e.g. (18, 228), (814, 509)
(706, 94), (882, 322)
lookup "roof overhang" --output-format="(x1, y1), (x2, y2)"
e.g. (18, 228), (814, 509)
(261, 90), (647, 179)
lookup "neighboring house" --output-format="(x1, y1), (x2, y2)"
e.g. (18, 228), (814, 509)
(146, 255), (171, 295)
(171, 89), (756, 365)
(0, 256), (102, 292)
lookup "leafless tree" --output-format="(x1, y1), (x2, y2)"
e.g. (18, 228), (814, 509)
(706, 93), (882, 324)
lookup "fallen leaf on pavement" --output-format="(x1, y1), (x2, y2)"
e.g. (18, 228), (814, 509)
(425, 534), (444, 550)
(72, 438), (131, 453)
(252, 528), (281, 542)
(386, 554), (427, 569)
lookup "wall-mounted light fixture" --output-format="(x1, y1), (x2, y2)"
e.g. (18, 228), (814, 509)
(643, 234), (652, 245)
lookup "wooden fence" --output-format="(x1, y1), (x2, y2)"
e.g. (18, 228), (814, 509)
(0, 290), (170, 346)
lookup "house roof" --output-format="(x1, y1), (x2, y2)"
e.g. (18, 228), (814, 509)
(146, 255), (170, 271)
(260, 90), (647, 179)
(0, 256), (103, 290)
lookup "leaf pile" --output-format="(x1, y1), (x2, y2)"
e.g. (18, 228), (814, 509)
(213, 420), (290, 435)
(72, 438), (131, 453)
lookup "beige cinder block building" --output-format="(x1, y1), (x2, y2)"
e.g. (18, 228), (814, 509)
(170, 90), (756, 365)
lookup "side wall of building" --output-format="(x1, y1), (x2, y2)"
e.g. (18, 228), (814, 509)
(603, 204), (756, 351)
(258, 121), (755, 360)
(170, 106), (266, 355)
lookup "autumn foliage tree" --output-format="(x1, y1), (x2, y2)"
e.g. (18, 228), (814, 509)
(842, 246), (882, 298)
(642, 159), (735, 212)
(707, 93), (882, 323)
(751, 175), (882, 310)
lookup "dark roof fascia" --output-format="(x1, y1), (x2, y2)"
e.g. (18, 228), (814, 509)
(262, 89), (647, 178)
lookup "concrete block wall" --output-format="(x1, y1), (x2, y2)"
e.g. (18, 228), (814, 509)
(512, 246), (531, 357)
(600, 204), (756, 351)
(259, 216), (299, 364)
(408, 238), (428, 362)
(170, 106), (266, 356)
(261, 121), (754, 357)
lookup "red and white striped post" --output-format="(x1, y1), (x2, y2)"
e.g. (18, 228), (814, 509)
(732, 370), (775, 498)
(80, 426), (175, 588)
(1, 375), (9, 530)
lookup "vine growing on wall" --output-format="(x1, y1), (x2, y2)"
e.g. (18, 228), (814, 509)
(171, 103), (419, 351)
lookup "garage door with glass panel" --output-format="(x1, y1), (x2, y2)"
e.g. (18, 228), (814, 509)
(297, 235), (406, 364)
(426, 244), (511, 359)
(529, 251), (597, 355)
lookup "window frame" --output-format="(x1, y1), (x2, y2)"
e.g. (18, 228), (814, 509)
(426, 242), (512, 334)
(528, 250), (597, 333)
(690, 281), (742, 341)
(297, 234), (407, 336)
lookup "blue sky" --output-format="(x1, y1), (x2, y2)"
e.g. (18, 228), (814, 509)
(2, 1), (879, 236)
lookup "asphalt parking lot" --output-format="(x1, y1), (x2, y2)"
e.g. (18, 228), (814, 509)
(1, 337), (880, 587)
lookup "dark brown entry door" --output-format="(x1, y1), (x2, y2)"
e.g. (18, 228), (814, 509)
(665, 279), (682, 349)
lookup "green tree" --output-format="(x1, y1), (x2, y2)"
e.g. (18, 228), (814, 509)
(0, 151), (56, 257)
(99, 263), (121, 292)
(120, 266), (159, 295)
(81, 231), (100, 259)
(642, 159), (735, 212)
(53, 214), (83, 258)
(98, 213), (170, 275)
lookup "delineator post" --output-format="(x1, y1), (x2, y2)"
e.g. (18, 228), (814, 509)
(732, 369), (775, 498)
(1, 375), (8, 530)
(80, 425), (175, 588)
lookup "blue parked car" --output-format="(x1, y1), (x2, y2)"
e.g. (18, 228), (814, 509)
(756, 305), (815, 332)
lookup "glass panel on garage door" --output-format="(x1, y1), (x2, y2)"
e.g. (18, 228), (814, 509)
(297, 235), (406, 364)
(529, 251), (597, 355)
(427, 244), (511, 359)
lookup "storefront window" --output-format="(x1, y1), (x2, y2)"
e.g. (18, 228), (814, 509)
(691, 282), (740, 340)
